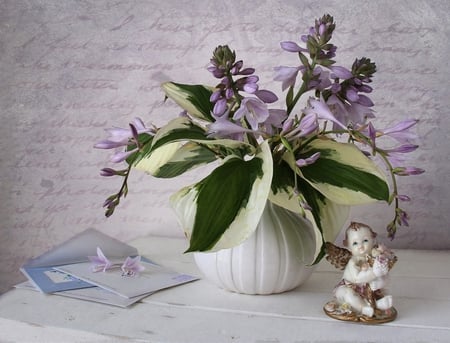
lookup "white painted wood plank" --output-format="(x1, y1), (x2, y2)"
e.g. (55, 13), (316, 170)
(0, 317), (145, 343)
(1, 290), (449, 343)
(0, 236), (449, 342)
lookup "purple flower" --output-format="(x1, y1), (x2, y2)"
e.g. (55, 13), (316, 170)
(304, 98), (346, 130)
(207, 116), (253, 141)
(329, 66), (353, 80)
(284, 113), (319, 139)
(384, 144), (419, 154)
(274, 66), (302, 91)
(88, 247), (113, 272)
(94, 139), (129, 149)
(312, 67), (331, 91)
(110, 148), (138, 163)
(94, 117), (155, 150)
(121, 256), (145, 277)
(261, 109), (287, 135)
(233, 97), (270, 130)
(380, 119), (419, 143)
(326, 94), (374, 128)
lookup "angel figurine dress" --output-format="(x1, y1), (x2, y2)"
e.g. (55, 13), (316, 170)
(323, 222), (398, 324)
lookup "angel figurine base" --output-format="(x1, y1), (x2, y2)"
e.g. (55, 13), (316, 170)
(324, 222), (398, 325)
(323, 300), (397, 324)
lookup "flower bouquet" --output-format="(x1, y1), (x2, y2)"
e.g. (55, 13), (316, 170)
(95, 14), (423, 262)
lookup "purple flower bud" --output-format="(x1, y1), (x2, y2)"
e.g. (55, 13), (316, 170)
(210, 90), (221, 103)
(359, 85), (373, 93)
(346, 88), (359, 102)
(213, 98), (228, 116)
(330, 83), (341, 93)
(254, 89), (278, 103)
(221, 77), (230, 87)
(280, 41), (307, 53)
(296, 152), (321, 167)
(357, 94), (374, 107)
(281, 118), (294, 134)
(393, 167), (425, 176)
(396, 194), (411, 201)
(396, 208), (410, 226)
(208, 66), (225, 78)
(353, 78), (362, 86)
(245, 75), (259, 84)
(100, 168), (118, 177)
(319, 23), (326, 36)
(129, 123), (139, 144)
(368, 122), (376, 145)
(103, 197), (116, 208)
(239, 68), (255, 75)
(243, 82), (258, 94)
(225, 88), (234, 99)
(230, 60), (243, 74)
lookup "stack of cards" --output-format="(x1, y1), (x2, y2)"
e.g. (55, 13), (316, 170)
(18, 229), (198, 307)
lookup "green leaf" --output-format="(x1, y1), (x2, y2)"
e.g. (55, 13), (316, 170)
(162, 82), (214, 122)
(151, 117), (209, 151)
(295, 139), (389, 205)
(170, 141), (273, 252)
(134, 142), (217, 178)
(133, 117), (257, 178)
(269, 161), (349, 263)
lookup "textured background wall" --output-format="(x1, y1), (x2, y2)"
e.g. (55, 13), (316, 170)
(1, 0), (449, 293)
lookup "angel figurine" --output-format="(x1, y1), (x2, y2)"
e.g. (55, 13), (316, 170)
(323, 222), (398, 324)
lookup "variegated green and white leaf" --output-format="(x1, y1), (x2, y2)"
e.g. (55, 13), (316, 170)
(292, 139), (390, 205)
(134, 142), (217, 178)
(151, 117), (255, 156)
(151, 117), (209, 151)
(269, 182), (349, 263)
(133, 117), (257, 178)
(170, 141), (273, 252)
(161, 82), (214, 122)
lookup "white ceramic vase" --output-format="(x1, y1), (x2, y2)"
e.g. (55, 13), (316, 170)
(193, 201), (317, 295)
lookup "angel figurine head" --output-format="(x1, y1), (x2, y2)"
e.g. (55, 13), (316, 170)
(343, 222), (377, 258)
(323, 222), (398, 324)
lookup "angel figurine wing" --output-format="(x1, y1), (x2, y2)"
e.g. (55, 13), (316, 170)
(324, 242), (352, 270)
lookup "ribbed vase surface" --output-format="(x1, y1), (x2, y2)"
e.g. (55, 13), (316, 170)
(194, 201), (317, 294)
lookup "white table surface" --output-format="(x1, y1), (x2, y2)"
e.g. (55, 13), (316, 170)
(0, 235), (449, 343)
